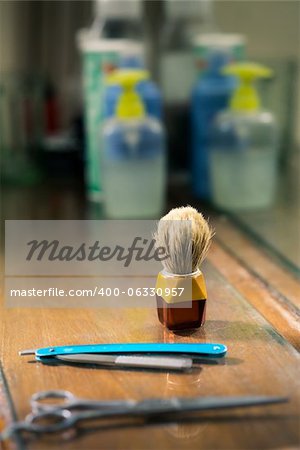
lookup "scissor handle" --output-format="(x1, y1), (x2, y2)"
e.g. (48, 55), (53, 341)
(31, 390), (75, 413)
(31, 390), (135, 413)
(25, 409), (73, 434)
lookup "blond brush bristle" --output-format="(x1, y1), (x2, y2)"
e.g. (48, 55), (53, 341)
(154, 206), (214, 274)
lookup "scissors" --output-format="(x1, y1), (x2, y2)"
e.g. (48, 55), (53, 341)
(0, 390), (288, 440)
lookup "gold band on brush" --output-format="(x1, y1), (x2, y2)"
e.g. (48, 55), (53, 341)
(156, 271), (207, 304)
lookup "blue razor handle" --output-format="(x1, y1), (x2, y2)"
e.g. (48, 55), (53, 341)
(33, 343), (227, 361)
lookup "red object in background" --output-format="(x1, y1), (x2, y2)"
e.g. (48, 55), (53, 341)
(45, 84), (59, 134)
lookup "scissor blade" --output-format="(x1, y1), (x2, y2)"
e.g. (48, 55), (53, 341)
(136, 395), (289, 416)
(56, 354), (193, 371)
(51, 395), (289, 428)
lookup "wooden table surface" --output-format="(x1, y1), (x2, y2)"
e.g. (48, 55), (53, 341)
(1, 186), (300, 450)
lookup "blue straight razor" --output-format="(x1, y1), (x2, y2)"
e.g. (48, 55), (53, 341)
(20, 342), (227, 361)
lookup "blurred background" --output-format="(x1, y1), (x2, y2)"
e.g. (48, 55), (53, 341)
(0, 0), (299, 274)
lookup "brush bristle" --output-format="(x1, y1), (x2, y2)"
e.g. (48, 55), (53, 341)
(154, 206), (214, 274)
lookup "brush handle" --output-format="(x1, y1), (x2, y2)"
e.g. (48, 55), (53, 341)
(31, 343), (227, 360)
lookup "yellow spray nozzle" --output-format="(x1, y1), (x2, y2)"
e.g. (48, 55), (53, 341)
(107, 69), (149, 87)
(222, 62), (273, 112)
(107, 69), (149, 119)
(223, 62), (272, 80)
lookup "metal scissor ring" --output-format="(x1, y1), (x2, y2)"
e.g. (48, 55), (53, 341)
(25, 409), (73, 434)
(31, 389), (135, 414)
(31, 390), (75, 413)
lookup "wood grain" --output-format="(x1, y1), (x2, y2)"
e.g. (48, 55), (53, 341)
(0, 366), (16, 450)
(0, 262), (300, 449)
(208, 242), (300, 351)
(213, 217), (300, 308)
(1, 185), (300, 449)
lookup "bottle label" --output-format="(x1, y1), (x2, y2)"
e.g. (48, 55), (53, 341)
(104, 124), (163, 161)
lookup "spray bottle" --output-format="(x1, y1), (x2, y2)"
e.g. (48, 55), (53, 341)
(102, 70), (166, 218)
(77, 0), (143, 201)
(191, 49), (236, 200)
(210, 63), (279, 210)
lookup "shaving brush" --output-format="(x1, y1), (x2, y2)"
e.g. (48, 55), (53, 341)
(154, 206), (213, 331)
